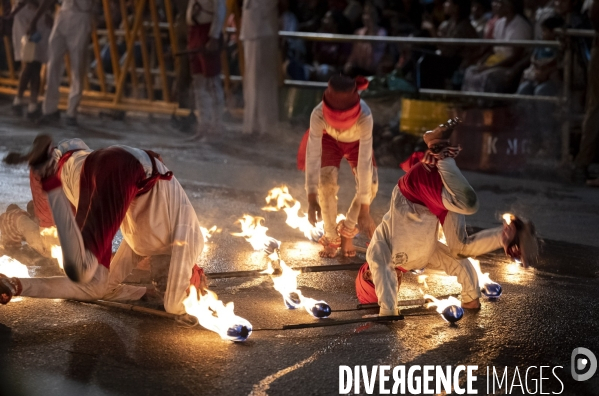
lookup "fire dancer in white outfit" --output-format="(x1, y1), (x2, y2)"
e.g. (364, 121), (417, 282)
(298, 75), (378, 258)
(0, 136), (206, 316)
(29, 0), (92, 126)
(355, 119), (537, 315)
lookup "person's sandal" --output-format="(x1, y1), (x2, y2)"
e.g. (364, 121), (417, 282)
(318, 236), (340, 258)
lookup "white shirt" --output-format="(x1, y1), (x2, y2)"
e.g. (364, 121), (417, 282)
(305, 100), (374, 204)
(493, 15), (533, 59)
(186, 0), (226, 39)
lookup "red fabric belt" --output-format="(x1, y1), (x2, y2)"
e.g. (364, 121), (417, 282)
(188, 23), (221, 77)
(297, 129), (376, 171)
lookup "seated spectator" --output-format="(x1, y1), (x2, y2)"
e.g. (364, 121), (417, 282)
(419, 0), (479, 88)
(461, 0), (533, 93)
(517, 15), (564, 156)
(344, 3), (387, 76)
(471, 0), (492, 36)
(517, 15), (562, 95)
(310, 10), (353, 80)
(484, 0), (502, 37)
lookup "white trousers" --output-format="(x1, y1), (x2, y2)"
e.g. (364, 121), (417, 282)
(193, 74), (225, 126)
(43, 10), (91, 117)
(242, 37), (279, 134)
(319, 166), (379, 239)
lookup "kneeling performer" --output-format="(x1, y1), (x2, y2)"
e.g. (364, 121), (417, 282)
(0, 136), (206, 315)
(356, 119), (537, 315)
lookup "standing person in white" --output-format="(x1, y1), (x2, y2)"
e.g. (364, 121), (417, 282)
(28, 0), (93, 126)
(6, 0), (53, 120)
(186, 0), (227, 134)
(239, 0), (279, 136)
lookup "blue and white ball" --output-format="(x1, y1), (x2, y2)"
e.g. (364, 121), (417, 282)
(441, 305), (464, 323)
(481, 282), (502, 298)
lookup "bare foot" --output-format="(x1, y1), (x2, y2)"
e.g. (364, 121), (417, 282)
(340, 236), (356, 257)
(462, 298), (481, 309)
(319, 245), (338, 258)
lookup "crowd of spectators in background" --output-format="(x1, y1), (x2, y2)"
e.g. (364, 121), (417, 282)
(0, 0), (596, 181)
(274, 0), (593, 96)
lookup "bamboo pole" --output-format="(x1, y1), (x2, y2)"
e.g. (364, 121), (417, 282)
(137, 15), (155, 100)
(281, 315), (404, 330)
(87, 300), (178, 319)
(102, 0), (121, 81)
(148, 0), (170, 101)
(90, 20), (107, 94)
(113, 0), (147, 104)
(162, 0), (179, 76)
(206, 262), (365, 279)
(119, 0), (139, 98)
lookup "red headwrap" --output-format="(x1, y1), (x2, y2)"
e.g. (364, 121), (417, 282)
(322, 75), (368, 130)
(398, 161), (448, 224)
(355, 263), (378, 304)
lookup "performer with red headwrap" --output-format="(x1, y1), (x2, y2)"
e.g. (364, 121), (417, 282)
(0, 136), (207, 319)
(298, 74), (378, 258)
(356, 118), (538, 315)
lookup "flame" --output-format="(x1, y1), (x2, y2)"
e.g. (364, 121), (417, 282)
(232, 215), (281, 252)
(424, 294), (462, 313)
(271, 259), (301, 307)
(262, 186), (345, 242)
(183, 286), (252, 342)
(269, 259), (331, 317)
(467, 258), (495, 289)
(200, 225), (218, 243)
(506, 262), (520, 274)
(417, 274), (429, 289)
(41, 226), (63, 269)
(0, 256), (30, 278)
(502, 213), (514, 225)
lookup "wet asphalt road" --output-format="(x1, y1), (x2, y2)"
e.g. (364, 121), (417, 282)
(0, 111), (598, 396)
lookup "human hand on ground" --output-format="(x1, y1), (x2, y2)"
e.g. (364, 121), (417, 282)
(307, 193), (321, 226)
(357, 205), (375, 239)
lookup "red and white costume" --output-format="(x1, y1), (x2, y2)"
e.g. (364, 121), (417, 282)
(186, 0), (226, 128)
(357, 154), (504, 315)
(21, 139), (204, 315)
(298, 78), (378, 243)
